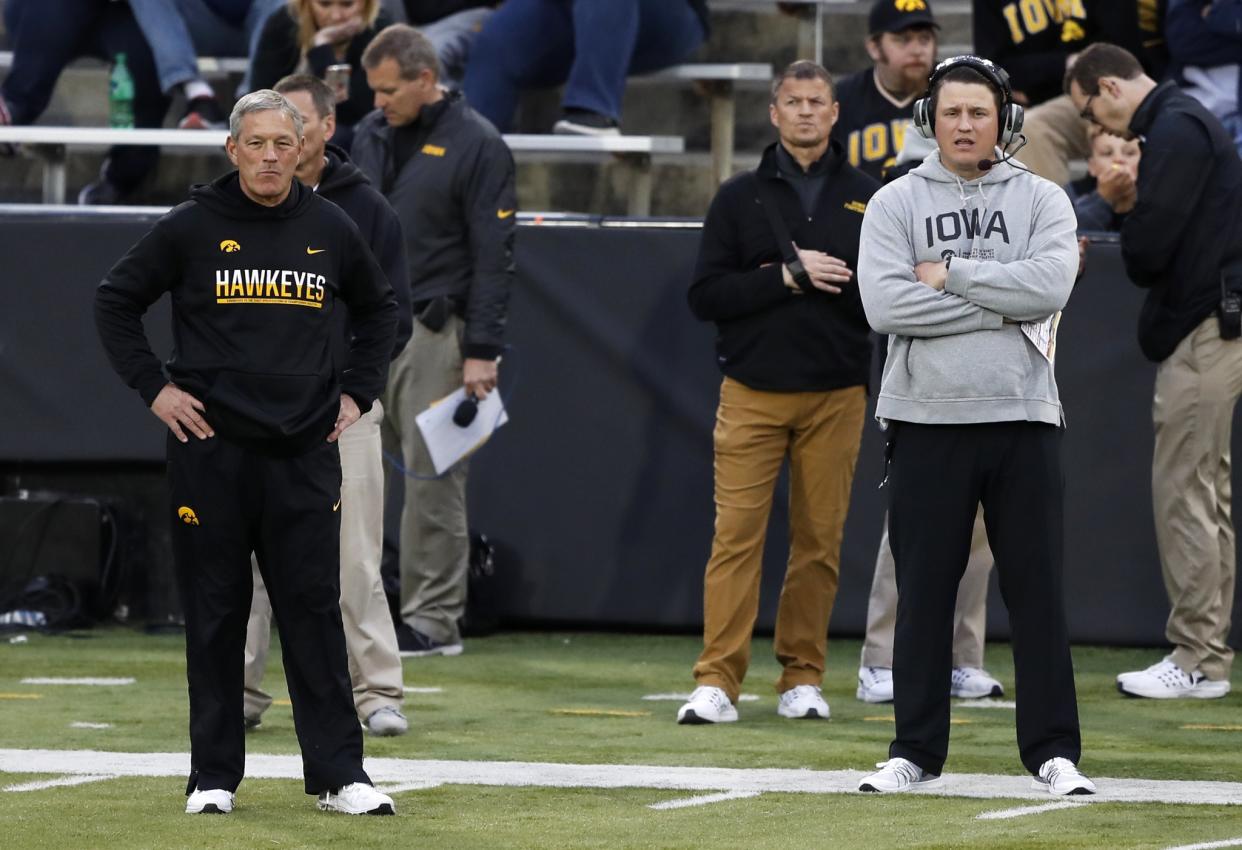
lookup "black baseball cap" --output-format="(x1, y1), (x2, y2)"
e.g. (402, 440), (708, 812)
(869, 0), (939, 35)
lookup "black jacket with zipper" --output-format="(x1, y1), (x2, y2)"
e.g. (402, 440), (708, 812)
(688, 141), (880, 392)
(1122, 81), (1242, 362)
(95, 173), (397, 453)
(350, 92), (516, 360)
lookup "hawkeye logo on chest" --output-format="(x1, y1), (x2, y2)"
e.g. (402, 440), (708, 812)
(924, 209), (1010, 247)
(215, 268), (326, 308)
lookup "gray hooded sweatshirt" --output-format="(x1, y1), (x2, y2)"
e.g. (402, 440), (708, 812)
(858, 151), (1078, 426)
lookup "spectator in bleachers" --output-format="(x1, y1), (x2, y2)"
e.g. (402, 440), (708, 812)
(831, 0), (939, 182)
(250, 0), (395, 151)
(1166, 0), (1242, 156)
(0, 0), (169, 204)
(1064, 125), (1139, 232)
(461, 0), (709, 134)
(400, 2), (498, 88)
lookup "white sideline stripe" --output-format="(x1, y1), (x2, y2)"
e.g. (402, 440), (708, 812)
(956, 699), (1016, 709)
(1, 749), (1241, 806)
(3, 774), (118, 792)
(649, 790), (762, 810)
(402, 687), (444, 694)
(976, 800), (1086, 820)
(69, 722), (113, 730)
(1164, 839), (1242, 850)
(642, 693), (761, 702)
(374, 781), (444, 795)
(20, 678), (135, 686)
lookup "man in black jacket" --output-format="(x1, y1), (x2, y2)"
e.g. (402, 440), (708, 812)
(1068, 43), (1242, 700)
(677, 60), (880, 725)
(355, 24), (516, 658)
(95, 89), (398, 815)
(241, 74), (413, 738)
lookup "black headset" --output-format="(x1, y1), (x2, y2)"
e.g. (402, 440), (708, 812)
(913, 55), (1024, 147)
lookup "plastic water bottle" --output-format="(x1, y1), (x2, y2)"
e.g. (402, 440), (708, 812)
(109, 53), (134, 129)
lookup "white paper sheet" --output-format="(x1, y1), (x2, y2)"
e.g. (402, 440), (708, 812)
(414, 387), (508, 475)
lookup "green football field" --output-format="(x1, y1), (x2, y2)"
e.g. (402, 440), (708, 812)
(1, 628), (1239, 849)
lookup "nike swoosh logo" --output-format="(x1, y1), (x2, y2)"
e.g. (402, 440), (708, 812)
(332, 499), (341, 511)
(497, 209), (515, 219)
(307, 247), (326, 255)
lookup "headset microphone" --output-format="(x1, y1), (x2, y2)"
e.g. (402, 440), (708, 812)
(977, 133), (1031, 173)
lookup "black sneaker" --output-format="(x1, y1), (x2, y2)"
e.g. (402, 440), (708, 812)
(396, 623), (463, 658)
(179, 96), (227, 130)
(552, 108), (621, 137)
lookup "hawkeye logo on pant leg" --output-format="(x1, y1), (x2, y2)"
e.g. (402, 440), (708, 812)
(177, 506), (200, 526)
(219, 240), (241, 253)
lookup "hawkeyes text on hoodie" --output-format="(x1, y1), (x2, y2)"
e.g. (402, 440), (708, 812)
(857, 152), (1078, 426)
(95, 173), (398, 450)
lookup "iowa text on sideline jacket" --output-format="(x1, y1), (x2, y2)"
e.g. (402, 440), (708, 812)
(858, 151), (1078, 426)
(688, 140), (880, 393)
(95, 172), (398, 450)
(351, 91), (515, 360)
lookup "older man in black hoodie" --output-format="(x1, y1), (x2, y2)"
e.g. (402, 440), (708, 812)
(95, 89), (398, 816)
(241, 74), (413, 738)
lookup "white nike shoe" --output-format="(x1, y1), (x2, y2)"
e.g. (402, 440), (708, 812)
(676, 686), (738, 724)
(856, 666), (894, 703)
(1117, 656), (1231, 699)
(950, 666), (1004, 699)
(858, 758), (942, 793)
(1032, 757), (1096, 796)
(317, 782), (395, 815)
(185, 788), (234, 814)
(777, 684), (830, 719)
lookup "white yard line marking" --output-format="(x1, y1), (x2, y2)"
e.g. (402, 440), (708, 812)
(3, 774), (118, 792)
(20, 678), (134, 686)
(69, 722), (113, 730)
(976, 800), (1087, 820)
(374, 781), (444, 795)
(955, 699), (1016, 709)
(649, 790), (762, 810)
(1163, 839), (1242, 850)
(1, 749), (1240, 806)
(641, 693), (761, 702)
(402, 687), (444, 694)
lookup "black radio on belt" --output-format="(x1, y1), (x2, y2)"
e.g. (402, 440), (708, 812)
(1221, 269), (1242, 340)
(416, 295), (455, 332)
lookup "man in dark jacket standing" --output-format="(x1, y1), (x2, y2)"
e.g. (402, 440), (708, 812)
(1068, 43), (1242, 700)
(677, 61), (879, 725)
(241, 74), (413, 737)
(94, 89), (398, 816)
(355, 24), (516, 658)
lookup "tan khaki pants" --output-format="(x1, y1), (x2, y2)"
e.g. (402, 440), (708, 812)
(243, 401), (405, 721)
(1153, 316), (1242, 681)
(1015, 95), (1091, 188)
(860, 508), (992, 670)
(692, 378), (867, 702)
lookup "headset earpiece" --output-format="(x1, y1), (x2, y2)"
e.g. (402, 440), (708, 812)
(913, 96), (934, 139)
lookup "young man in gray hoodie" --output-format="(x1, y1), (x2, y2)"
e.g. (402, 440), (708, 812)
(855, 56), (1095, 796)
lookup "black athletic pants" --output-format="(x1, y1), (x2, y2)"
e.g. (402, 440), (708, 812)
(887, 421), (1081, 777)
(168, 434), (370, 795)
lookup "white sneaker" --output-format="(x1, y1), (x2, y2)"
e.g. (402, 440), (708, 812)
(1032, 757), (1096, 796)
(676, 686), (738, 724)
(777, 684), (830, 719)
(1117, 656), (1231, 699)
(185, 788), (234, 814)
(950, 666), (1004, 699)
(317, 782), (395, 815)
(365, 705), (408, 737)
(858, 758), (942, 793)
(856, 666), (894, 703)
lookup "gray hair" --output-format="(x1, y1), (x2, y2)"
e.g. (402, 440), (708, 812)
(361, 23), (441, 81)
(229, 89), (304, 140)
(771, 60), (835, 103)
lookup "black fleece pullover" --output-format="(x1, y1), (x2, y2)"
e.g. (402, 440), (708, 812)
(95, 173), (397, 452)
(688, 141), (880, 392)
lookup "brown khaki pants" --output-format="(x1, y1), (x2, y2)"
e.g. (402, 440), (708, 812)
(692, 378), (867, 702)
(1153, 316), (1242, 680)
(861, 507), (992, 670)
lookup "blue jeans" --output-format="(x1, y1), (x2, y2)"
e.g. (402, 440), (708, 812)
(421, 7), (494, 89)
(127, 0), (285, 95)
(462, 0), (706, 131)
(1, 0), (169, 192)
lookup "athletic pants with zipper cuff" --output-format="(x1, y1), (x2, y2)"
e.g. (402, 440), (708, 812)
(692, 378), (866, 703)
(887, 421), (1081, 777)
(168, 433), (371, 796)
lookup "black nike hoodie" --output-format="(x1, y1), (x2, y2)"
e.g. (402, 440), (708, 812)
(95, 172), (397, 454)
